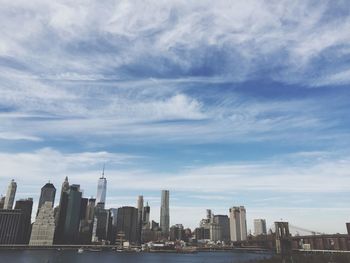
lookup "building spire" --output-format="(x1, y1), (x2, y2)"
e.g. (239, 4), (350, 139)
(102, 163), (105, 178)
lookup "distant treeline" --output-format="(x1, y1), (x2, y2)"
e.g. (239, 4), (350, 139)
(246, 254), (350, 263)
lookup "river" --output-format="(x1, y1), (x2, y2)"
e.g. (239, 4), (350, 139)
(0, 250), (272, 263)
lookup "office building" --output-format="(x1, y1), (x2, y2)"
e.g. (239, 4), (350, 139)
(96, 169), (107, 209)
(29, 202), (55, 246)
(254, 219), (267, 236)
(116, 206), (138, 244)
(213, 214), (230, 242)
(4, 179), (17, 210)
(14, 198), (33, 244)
(137, 195), (143, 244)
(63, 184), (82, 244)
(143, 202), (150, 229)
(170, 224), (184, 241)
(160, 190), (170, 237)
(91, 206), (112, 243)
(0, 196), (5, 209)
(54, 176), (70, 244)
(37, 182), (56, 216)
(229, 206), (247, 241)
(0, 209), (22, 244)
(209, 223), (222, 242)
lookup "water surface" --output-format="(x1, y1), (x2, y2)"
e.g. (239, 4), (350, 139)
(0, 250), (272, 263)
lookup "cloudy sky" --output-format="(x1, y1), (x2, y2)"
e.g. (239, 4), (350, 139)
(1, 0), (350, 234)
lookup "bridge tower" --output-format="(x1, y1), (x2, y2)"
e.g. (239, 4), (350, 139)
(275, 222), (293, 263)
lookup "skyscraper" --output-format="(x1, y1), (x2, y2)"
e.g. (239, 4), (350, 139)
(116, 206), (138, 244)
(143, 202), (150, 229)
(37, 182), (56, 216)
(30, 201), (55, 246)
(0, 209), (22, 244)
(137, 195), (143, 244)
(54, 176), (69, 244)
(160, 190), (170, 237)
(213, 214), (230, 242)
(14, 198), (33, 244)
(4, 179), (17, 210)
(63, 184), (82, 244)
(229, 206), (247, 242)
(96, 167), (107, 209)
(0, 196), (5, 209)
(254, 219), (267, 236)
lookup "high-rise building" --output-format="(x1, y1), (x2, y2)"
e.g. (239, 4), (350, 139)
(143, 202), (150, 229)
(96, 168), (107, 209)
(213, 214), (230, 242)
(4, 179), (17, 210)
(137, 195), (143, 244)
(29, 201), (55, 246)
(37, 182), (56, 216)
(0, 196), (5, 209)
(63, 184), (82, 244)
(14, 198), (33, 244)
(0, 209), (22, 244)
(79, 198), (96, 244)
(54, 176), (69, 244)
(170, 224), (184, 241)
(116, 206), (138, 244)
(229, 206), (247, 241)
(254, 219), (267, 236)
(160, 190), (169, 237)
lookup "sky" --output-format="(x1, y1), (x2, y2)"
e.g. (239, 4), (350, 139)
(0, 0), (350, 234)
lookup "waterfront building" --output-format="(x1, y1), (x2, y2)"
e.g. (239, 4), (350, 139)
(0, 196), (5, 209)
(14, 198), (33, 244)
(229, 206), (247, 241)
(91, 206), (112, 243)
(160, 190), (170, 237)
(116, 206), (138, 244)
(0, 209), (22, 244)
(96, 168), (107, 209)
(54, 176), (69, 244)
(63, 184), (82, 244)
(194, 226), (210, 240)
(209, 222), (222, 242)
(170, 224), (184, 241)
(4, 179), (17, 210)
(254, 219), (267, 236)
(143, 202), (150, 229)
(137, 195), (143, 244)
(29, 201), (55, 246)
(213, 214), (230, 242)
(37, 182), (56, 216)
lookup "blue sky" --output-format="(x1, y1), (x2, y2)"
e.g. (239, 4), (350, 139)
(1, 0), (350, 234)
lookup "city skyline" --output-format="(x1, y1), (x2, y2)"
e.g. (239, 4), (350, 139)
(1, 0), (350, 235)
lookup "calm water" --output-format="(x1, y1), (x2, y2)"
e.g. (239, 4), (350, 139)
(0, 250), (272, 263)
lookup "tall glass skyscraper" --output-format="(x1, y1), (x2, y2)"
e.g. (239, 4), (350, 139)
(96, 170), (107, 208)
(160, 190), (170, 237)
(4, 179), (17, 210)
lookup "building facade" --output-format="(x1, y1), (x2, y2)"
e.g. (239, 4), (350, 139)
(229, 206), (247, 241)
(37, 182), (56, 216)
(254, 219), (267, 236)
(14, 198), (33, 244)
(160, 190), (170, 237)
(0, 209), (22, 244)
(4, 179), (17, 210)
(29, 201), (55, 246)
(54, 176), (70, 244)
(63, 184), (82, 244)
(213, 214), (230, 242)
(96, 173), (107, 208)
(116, 206), (138, 244)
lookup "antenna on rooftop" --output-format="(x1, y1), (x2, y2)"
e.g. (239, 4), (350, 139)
(102, 163), (105, 178)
